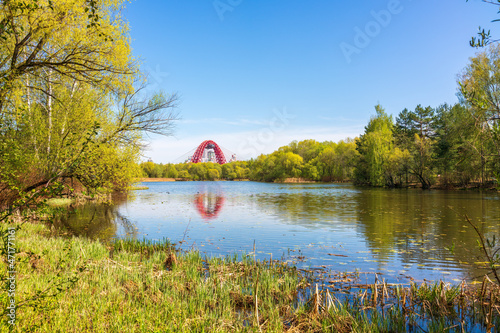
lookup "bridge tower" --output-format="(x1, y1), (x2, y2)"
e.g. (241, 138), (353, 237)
(190, 140), (227, 164)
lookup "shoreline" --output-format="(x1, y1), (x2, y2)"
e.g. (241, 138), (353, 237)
(135, 177), (499, 191)
(135, 178), (251, 182)
(135, 177), (176, 182)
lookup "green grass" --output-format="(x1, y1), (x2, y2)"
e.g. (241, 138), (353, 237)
(0, 223), (313, 332)
(1, 222), (500, 332)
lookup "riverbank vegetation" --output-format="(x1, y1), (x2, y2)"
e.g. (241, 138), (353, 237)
(2, 221), (500, 332)
(141, 160), (251, 182)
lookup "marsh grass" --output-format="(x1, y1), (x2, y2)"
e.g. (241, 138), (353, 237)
(2, 222), (500, 332)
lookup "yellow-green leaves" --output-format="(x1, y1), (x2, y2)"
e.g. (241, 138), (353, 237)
(0, 0), (176, 199)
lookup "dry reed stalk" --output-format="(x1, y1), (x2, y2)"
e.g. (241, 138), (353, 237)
(440, 281), (447, 308)
(254, 268), (262, 333)
(326, 289), (335, 311)
(382, 280), (389, 300)
(402, 290), (407, 317)
(487, 290), (494, 332)
(314, 284), (320, 316)
(360, 289), (367, 307)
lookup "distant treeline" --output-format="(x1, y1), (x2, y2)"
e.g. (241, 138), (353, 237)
(141, 46), (500, 189)
(141, 100), (499, 188)
(141, 161), (250, 181)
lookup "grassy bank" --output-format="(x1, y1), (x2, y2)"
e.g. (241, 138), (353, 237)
(2, 221), (500, 332)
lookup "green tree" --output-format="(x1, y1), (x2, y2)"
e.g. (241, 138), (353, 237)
(163, 164), (178, 178)
(383, 147), (411, 187)
(410, 105), (436, 189)
(316, 146), (337, 181)
(332, 139), (359, 181)
(434, 103), (482, 186)
(0, 0), (134, 114)
(0, 0), (179, 204)
(410, 133), (435, 189)
(288, 139), (322, 163)
(301, 162), (319, 181)
(278, 151), (303, 179)
(459, 44), (500, 182)
(355, 104), (394, 186)
(234, 163), (249, 179)
(207, 169), (220, 180)
(177, 170), (191, 180)
(247, 151), (303, 182)
(393, 105), (437, 189)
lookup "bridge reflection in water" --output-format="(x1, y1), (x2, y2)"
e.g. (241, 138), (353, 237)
(193, 184), (225, 220)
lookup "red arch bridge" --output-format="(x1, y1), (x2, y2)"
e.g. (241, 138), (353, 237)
(188, 140), (236, 164)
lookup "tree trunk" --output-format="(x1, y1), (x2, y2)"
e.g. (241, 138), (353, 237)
(26, 68), (38, 159)
(47, 68), (53, 156)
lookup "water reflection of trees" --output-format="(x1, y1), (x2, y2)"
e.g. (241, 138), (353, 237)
(354, 190), (500, 271)
(252, 186), (500, 279)
(55, 194), (138, 242)
(252, 189), (361, 227)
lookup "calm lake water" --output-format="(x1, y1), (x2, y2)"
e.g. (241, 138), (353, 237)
(59, 181), (500, 284)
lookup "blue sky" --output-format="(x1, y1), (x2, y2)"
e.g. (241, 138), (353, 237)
(124, 0), (497, 162)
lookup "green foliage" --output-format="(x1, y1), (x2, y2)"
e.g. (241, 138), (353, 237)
(457, 44), (500, 185)
(74, 143), (141, 193)
(357, 95), (499, 189)
(383, 147), (411, 187)
(140, 161), (250, 181)
(433, 104), (475, 185)
(287, 139), (323, 163)
(355, 104), (394, 186)
(467, 0), (500, 48)
(0, 0), (178, 204)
